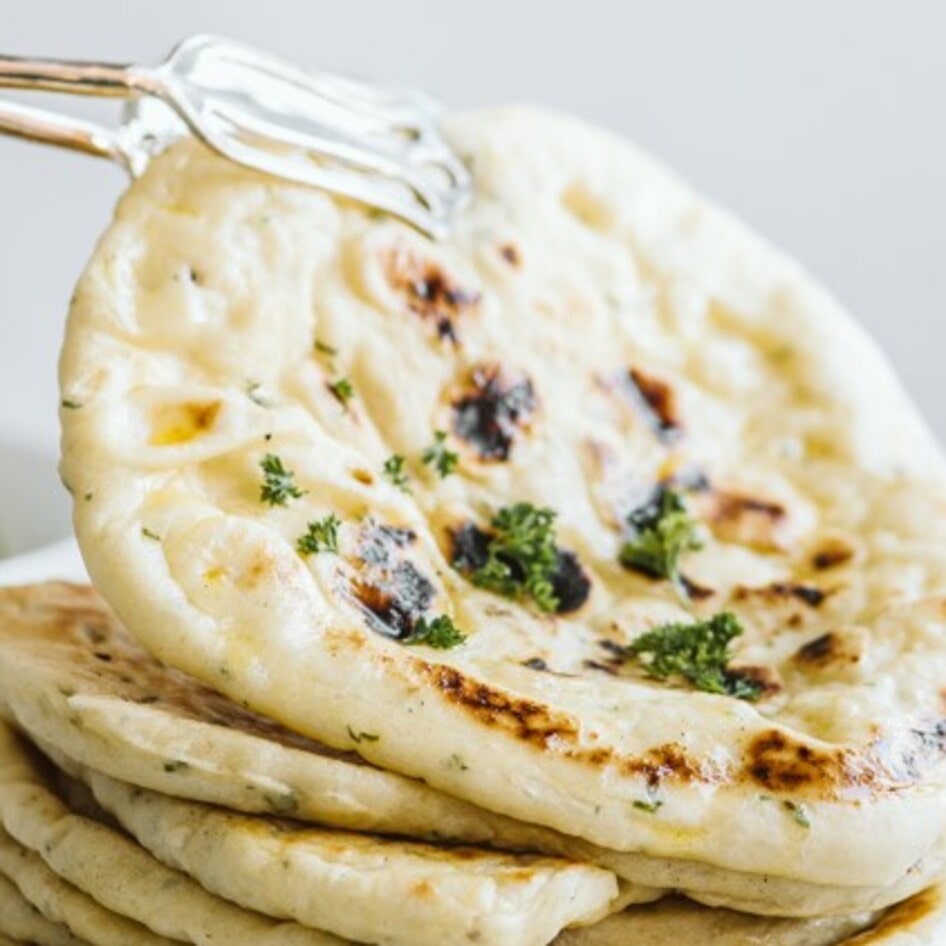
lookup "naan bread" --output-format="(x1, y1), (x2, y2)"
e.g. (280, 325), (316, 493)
(70, 762), (620, 946)
(0, 870), (90, 946)
(1, 581), (940, 919)
(0, 826), (181, 946)
(60, 106), (946, 899)
(557, 886), (946, 946)
(0, 724), (349, 945)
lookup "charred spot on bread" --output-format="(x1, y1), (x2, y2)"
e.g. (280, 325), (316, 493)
(353, 561), (436, 639)
(452, 365), (536, 462)
(499, 243), (522, 267)
(733, 582), (826, 608)
(385, 250), (480, 344)
(357, 521), (418, 567)
(811, 539), (855, 571)
(351, 521), (434, 638)
(448, 518), (591, 615)
(549, 550), (592, 614)
(701, 490), (788, 550)
(624, 367), (682, 442)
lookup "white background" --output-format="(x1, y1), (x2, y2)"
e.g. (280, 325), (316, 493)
(1, 0), (944, 458)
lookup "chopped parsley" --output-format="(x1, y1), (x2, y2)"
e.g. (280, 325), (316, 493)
(141, 527), (161, 541)
(624, 611), (762, 701)
(314, 339), (337, 357)
(296, 514), (341, 556)
(60, 398), (83, 410)
(163, 759), (189, 773)
(328, 377), (355, 407)
(259, 453), (305, 506)
(346, 725), (380, 744)
(382, 454), (411, 493)
(633, 799), (663, 814)
(246, 382), (270, 407)
(421, 431), (459, 479)
(468, 503), (560, 613)
(403, 614), (467, 649)
(619, 488), (703, 600)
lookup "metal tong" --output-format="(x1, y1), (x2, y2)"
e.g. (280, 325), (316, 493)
(0, 34), (471, 238)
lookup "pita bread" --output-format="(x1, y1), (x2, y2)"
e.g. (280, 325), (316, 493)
(59, 106), (946, 902)
(5, 581), (940, 918)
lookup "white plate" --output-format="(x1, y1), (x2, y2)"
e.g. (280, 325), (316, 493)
(0, 439), (87, 585)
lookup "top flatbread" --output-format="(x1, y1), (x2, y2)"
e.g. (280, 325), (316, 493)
(59, 105), (946, 893)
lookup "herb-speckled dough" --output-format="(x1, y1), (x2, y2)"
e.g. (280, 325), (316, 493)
(60, 107), (946, 904)
(1, 581), (943, 919)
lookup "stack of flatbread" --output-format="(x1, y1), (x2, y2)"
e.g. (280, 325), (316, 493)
(1, 106), (944, 944)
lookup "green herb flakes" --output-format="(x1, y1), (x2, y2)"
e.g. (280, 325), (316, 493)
(403, 615), (467, 649)
(619, 488), (703, 600)
(633, 799), (663, 814)
(347, 726), (380, 744)
(297, 514), (341, 556)
(469, 503), (560, 612)
(141, 527), (161, 542)
(328, 377), (355, 407)
(421, 431), (459, 479)
(624, 611), (762, 701)
(259, 453), (305, 507)
(60, 398), (83, 410)
(382, 454), (411, 493)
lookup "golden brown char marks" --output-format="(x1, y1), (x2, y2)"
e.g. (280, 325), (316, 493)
(745, 730), (858, 793)
(732, 581), (826, 608)
(810, 537), (856, 571)
(700, 490), (787, 550)
(422, 663), (711, 785)
(846, 884), (943, 943)
(793, 630), (860, 670)
(383, 246), (480, 344)
(625, 367), (682, 442)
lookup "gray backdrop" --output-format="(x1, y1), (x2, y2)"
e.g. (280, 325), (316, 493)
(2, 0), (944, 460)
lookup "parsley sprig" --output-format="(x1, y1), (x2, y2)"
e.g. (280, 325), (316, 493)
(297, 514), (341, 556)
(620, 488), (703, 599)
(259, 454), (305, 507)
(625, 611), (762, 701)
(469, 503), (560, 613)
(382, 454), (412, 493)
(328, 377), (355, 407)
(403, 614), (467, 649)
(421, 431), (459, 479)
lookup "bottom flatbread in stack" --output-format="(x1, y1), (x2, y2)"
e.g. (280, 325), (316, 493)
(0, 582), (943, 945)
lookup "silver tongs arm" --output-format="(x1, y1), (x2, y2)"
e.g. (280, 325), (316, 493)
(0, 54), (143, 96)
(0, 39), (471, 239)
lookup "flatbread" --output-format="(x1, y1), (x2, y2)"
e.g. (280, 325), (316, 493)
(60, 106), (946, 897)
(1, 581), (940, 919)
(72, 760), (621, 946)
(0, 720), (619, 946)
(556, 885), (946, 945)
(0, 825), (182, 946)
(0, 723), (350, 945)
(0, 870), (90, 946)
